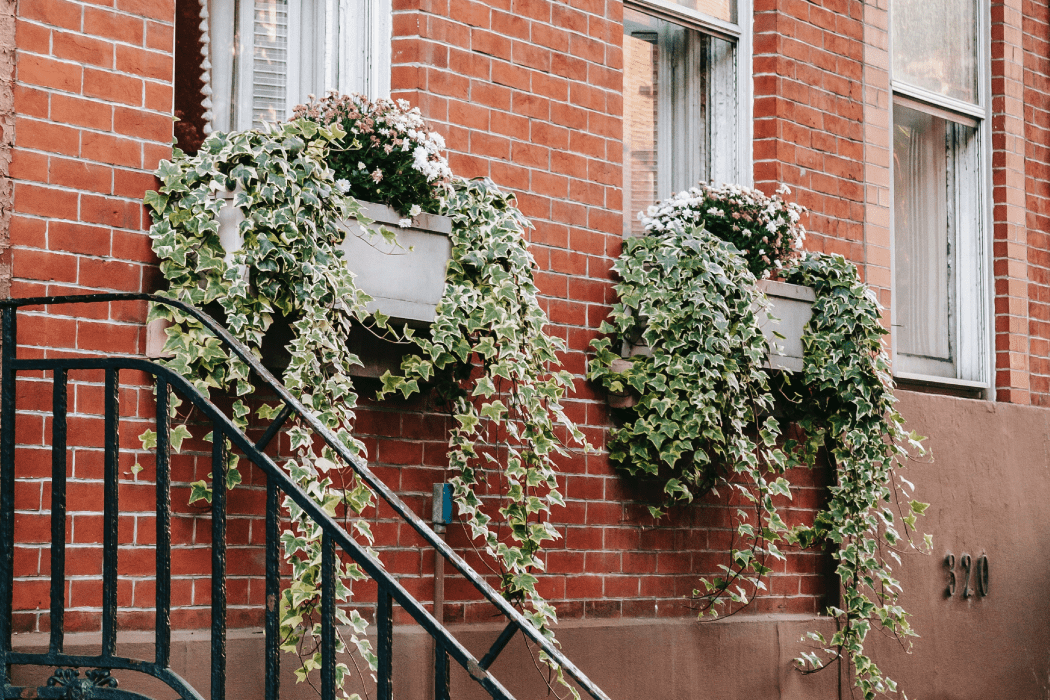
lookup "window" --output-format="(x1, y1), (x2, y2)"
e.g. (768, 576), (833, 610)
(891, 0), (988, 384)
(622, 0), (751, 236)
(201, 0), (391, 134)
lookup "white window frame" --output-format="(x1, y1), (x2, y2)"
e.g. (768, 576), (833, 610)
(889, 0), (992, 392)
(622, 0), (753, 199)
(204, 0), (392, 134)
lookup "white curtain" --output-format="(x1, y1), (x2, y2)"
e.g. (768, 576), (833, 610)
(893, 104), (952, 364)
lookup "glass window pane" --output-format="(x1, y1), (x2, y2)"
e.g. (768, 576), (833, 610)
(623, 10), (734, 235)
(894, 104), (952, 366)
(892, 0), (978, 104)
(253, 0), (289, 127)
(664, 0), (736, 25)
(623, 14), (659, 236)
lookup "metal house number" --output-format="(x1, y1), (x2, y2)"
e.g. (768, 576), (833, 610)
(944, 552), (989, 598)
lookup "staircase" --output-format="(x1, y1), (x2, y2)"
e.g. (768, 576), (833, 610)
(0, 293), (610, 700)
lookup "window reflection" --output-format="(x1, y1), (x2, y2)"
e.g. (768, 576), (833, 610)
(892, 0), (978, 104)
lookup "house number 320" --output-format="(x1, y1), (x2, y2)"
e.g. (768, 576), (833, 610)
(944, 553), (989, 598)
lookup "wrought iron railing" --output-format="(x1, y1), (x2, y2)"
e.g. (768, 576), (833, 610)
(0, 294), (610, 700)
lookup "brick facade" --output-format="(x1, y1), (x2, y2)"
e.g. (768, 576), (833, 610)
(2, 0), (1047, 654)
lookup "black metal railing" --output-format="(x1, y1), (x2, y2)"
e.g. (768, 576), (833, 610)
(0, 294), (610, 700)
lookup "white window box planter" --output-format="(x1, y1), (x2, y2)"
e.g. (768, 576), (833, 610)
(607, 279), (815, 408)
(336, 200), (453, 324)
(146, 194), (453, 360)
(754, 279), (815, 372)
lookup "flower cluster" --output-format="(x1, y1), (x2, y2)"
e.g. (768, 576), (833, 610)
(640, 182), (806, 279)
(293, 92), (453, 214)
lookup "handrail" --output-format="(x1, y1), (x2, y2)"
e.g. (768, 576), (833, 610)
(0, 293), (610, 700)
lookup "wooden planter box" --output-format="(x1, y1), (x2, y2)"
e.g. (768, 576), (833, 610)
(608, 280), (815, 408)
(147, 196), (453, 360)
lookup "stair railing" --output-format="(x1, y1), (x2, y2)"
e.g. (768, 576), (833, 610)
(0, 293), (610, 700)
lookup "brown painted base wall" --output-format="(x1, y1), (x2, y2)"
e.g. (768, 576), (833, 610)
(11, 615), (840, 700)
(868, 390), (1050, 699)
(12, 389), (1050, 699)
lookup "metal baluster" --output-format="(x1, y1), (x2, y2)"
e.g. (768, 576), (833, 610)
(49, 369), (68, 655)
(479, 622), (518, 671)
(211, 426), (227, 700)
(434, 641), (450, 700)
(321, 533), (336, 700)
(155, 378), (171, 668)
(101, 368), (119, 658)
(0, 308), (17, 685)
(265, 476), (280, 700)
(377, 586), (393, 700)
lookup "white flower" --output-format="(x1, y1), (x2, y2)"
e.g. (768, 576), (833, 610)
(409, 204), (422, 216)
(412, 146), (429, 171)
(357, 162), (366, 170)
(398, 217), (412, 228)
(707, 208), (723, 217)
(335, 178), (351, 193)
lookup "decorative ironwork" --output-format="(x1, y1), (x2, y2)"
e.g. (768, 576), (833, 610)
(0, 293), (611, 700)
(46, 668), (118, 699)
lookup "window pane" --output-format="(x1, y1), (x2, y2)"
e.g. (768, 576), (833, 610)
(253, 0), (289, 127)
(892, 0), (977, 104)
(664, 0), (736, 25)
(622, 10), (734, 235)
(623, 15), (659, 236)
(893, 102), (981, 380)
(894, 104), (952, 365)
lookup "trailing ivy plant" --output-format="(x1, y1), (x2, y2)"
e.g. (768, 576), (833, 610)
(146, 118), (392, 698)
(588, 221), (927, 699)
(146, 113), (586, 694)
(381, 178), (588, 646)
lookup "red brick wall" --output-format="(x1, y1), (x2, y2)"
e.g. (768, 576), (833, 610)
(753, 0), (867, 269)
(377, 0), (833, 622)
(6, 0), (859, 633)
(1024, 0), (1050, 404)
(8, 0), (175, 632)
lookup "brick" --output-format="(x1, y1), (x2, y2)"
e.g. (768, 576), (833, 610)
(145, 20), (174, 51)
(15, 19), (51, 54)
(14, 84), (50, 119)
(81, 194), (141, 228)
(12, 247), (78, 283)
(113, 168), (159, 199)
(144, 80), (173, 112)
(14, 183), (78, 219)
(50, 157), (112, 194)
(82, 131), (141, 168)
(10, 149), (48, 183)
(17, 54), (83, 93)
(115, 44), (173, 82)
(113, 106), (172, 141)
(84, 68), (142, 106)
(84, 6), (144, 45)
(49, 220), (112, 256)
(51, 93), (113, 131)
(115, 0), (175, 23)
(53, 30), (114, 68)
(20, 0), (82, 32)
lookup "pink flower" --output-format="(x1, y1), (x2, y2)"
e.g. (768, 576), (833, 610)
(371, 168), (383, 183)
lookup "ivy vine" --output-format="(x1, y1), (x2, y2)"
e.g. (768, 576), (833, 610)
(588, 222), (928, 699)
(146, 115), (585, 695)
(383, 178), (588, 640)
